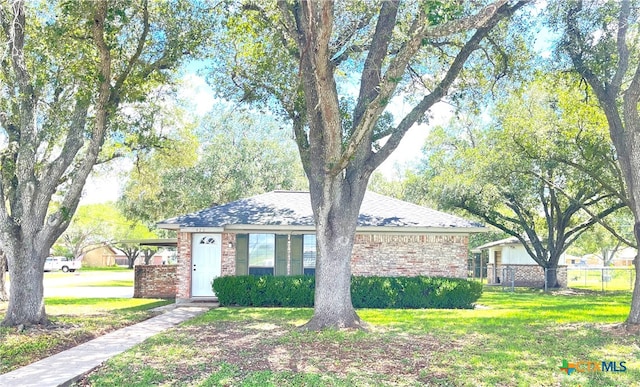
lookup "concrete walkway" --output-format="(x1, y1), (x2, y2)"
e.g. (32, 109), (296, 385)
(0, 305), (214, 387)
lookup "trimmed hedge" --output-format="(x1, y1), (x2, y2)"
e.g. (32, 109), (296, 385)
(213, 275), (315, 307)
(213, 275), (482, 309)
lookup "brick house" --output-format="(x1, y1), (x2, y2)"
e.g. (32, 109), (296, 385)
(478, 237), (568, 287)
(157, 191), (486, 302)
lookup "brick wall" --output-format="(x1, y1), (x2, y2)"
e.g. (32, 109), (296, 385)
(221, 233), (236, 276)
(134, 265), (177, 298)
(351, 233), (469, 278)
(487, 264), (567, 287)
(176, 232), (192, 301)
(174, 231), (472, 300)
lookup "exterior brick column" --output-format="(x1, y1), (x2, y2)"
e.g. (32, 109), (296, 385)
(176, 232), (192, 302)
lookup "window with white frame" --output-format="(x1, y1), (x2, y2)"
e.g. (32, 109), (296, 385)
(303, 234), (316, 275)
(248, 234), (275, 275)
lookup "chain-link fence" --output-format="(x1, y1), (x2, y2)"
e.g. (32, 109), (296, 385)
(567, 267), (636, 292)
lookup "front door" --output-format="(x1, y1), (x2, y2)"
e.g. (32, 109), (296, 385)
(191, 233), (222, 297)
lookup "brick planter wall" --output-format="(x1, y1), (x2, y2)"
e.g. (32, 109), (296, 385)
(134, 265), (178, 298)
(351, 234), (469, 278)
(487, 264), (567, 288)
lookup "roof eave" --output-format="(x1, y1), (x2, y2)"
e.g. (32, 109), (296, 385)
(158, 224), (488, 234)
(355, 226), (489, 234)
(156, 223), (180, 230)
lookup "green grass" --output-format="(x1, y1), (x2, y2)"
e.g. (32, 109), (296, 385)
(80, 288), (640, 387)
(39, 270), (134, 288)
(69, 279), (134, 287)
(567, 268), (636, 291)
(0, 297), (172, 374)
(79, 267), (133, 272)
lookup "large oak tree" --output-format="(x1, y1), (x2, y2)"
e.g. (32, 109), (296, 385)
(418, 74), (626, 288)
(0, 0), (213, 326)
(212, 0), (531, 329)
(552, 0), (640, 325)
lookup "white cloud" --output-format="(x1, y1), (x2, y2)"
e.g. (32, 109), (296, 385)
(80, 159), (132, 205)
(377, 101), (453, 179)
(177, 74), (216, 116)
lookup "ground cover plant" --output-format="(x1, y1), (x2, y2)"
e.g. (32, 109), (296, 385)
(77, 288), (640, 386)
(0, 298), (171, 374)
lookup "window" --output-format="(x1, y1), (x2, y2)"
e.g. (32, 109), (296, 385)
(249, 234), (274, 275)
(303, 235), (316, 275)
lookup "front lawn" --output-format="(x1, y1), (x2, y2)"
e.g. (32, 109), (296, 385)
(79, 288), (640, 386)
(42, 270), (134, 288)
(0, 298), (172, 374)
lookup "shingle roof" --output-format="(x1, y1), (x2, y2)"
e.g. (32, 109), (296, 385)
(475, 237), (523, 250)
(158, 190), (484, 231)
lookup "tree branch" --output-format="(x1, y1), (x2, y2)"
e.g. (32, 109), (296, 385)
(42, 0), (112, 244)
(351, 0), (400, 134)
(369, 1), (530, 171)
(113, 0), (149, 94)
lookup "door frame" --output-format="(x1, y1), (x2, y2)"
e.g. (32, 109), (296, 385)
(191, 233), (222, 298)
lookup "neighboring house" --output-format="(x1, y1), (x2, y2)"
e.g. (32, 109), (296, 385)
(611, 247), (637, 267)
(80, 245), (118, 267)
(477, 237), (568, 287)
(571, 248), (636, 268)
(566, 254), (598, 267)
(157, 190), (486, 302)
(114, 248), (168, 266)
(82, 244), (172, 267)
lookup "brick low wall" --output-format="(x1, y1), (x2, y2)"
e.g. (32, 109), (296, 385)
(134, 265), (178, 298)
(487, 264), (567, 288)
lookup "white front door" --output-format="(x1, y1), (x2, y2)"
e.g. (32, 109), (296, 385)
(191, 233), (222, 297)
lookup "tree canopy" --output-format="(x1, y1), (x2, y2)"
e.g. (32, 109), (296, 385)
(549, 0), (640, 324)
(0, 0), (215, 326)
(118, 104), (307, 227)
(419, 73), (626, 286)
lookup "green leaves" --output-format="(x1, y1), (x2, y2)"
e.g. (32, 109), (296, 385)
(118, 105), (306, 227)
(418, 71), (626, 268)
(422, 0), (464, 26)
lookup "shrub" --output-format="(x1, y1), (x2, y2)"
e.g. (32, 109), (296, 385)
(212, 275), (482, 309)
(213, 275), (314, 307)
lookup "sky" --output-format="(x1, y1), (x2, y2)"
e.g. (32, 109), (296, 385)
(79, 2), (557, 205)
(80, 73), (452, 204)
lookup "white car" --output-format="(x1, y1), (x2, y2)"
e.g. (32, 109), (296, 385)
(44, 256), (81, 272)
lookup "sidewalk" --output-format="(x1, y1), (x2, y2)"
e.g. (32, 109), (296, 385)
(0, 304), (215, 387)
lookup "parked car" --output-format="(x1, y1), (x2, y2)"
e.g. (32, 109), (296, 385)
(44, 256), (81, 272)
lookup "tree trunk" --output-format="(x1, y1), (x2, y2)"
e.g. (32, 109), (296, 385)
(611, 136), (640, 325)
(1, 239), (48, 326)
(628, 249), (640, 324)
(545, 266), (560, 289)
(626, 222), (640, 324)
(302, 179), (368, 330)
(0, 251), (7, 301)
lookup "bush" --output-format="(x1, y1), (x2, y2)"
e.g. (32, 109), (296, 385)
(213, 275), (482, 309)
(213, 275), (315, 307)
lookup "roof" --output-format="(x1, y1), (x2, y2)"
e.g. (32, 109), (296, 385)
(118, 238), (178, 247)
(476, 236), (523, 250)
(158, 190), (485, 233)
